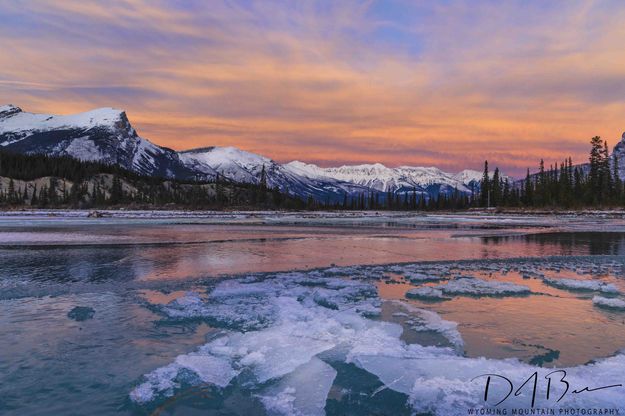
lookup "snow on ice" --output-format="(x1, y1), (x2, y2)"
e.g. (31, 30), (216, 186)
(130, 261), (625, 415)
(432, 277), (531, 297)
(593, 296), (625, 310)
(543, 277), (620, 294)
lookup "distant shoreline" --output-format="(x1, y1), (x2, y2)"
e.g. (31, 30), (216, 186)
(2, 208), (625, 218)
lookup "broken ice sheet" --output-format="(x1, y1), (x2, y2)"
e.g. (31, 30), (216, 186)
(131, 274), (387, 407)
(256, 357), (337, 416)
(131, 263), (625, 415)
(131, 273), (443, 409)
(401, 271), (447, 283)
(433, 277), (531, 297)
(405, 286), (449, 301)
(543, 277), (620, 294)
(129, 349), (238, 404)
(593, 295), (625, 310)
(388, 300), (463, 352)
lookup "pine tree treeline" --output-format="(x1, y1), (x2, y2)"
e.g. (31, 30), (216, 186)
(2, 135), (624, 211)
(0, 151), (472, 211)
(477, 136), (624, 209)
(0, 151), (305, 210)
(329, 187), (470, 211)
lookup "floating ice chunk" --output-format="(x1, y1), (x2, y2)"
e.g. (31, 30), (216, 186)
(129, 340), (239, 404)
(134, 264), (625, 413)
(258, 387), (297, 416)
(403, 271), (445, 283)
(543, 277), (620, 294)
(133, 286), (380, 406)
(321, 266), (365, 277)
(434, 278), (530, 297)
(405, 287), (448, 301)
(353, 350), (625, 414)
(593, 296), (625, 310)
(175, 353), (239, 387)
(160, 286), (279, 331)
(224, 319), (336, 383)
(257, 357), (337, 416)
(309, 280), (378, 312)
(392, 301), (464, 352)
(129, 363), (181, 404)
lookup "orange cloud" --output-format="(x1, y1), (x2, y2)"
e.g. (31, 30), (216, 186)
(1, 0), (624, 176)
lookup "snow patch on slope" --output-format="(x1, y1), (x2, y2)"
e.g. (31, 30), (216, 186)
(285, 161), (477, 193)
(62, 136), (104, 161)
(179, 146), (271, 183)
(0, 106), (126, 135)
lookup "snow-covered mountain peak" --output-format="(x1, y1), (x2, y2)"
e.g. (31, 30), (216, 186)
(180, 146), (273, 168)
(0, 105), (203, 179)
(0, 106), (129, 135)
(453, 169), (484, 185)
(179, 146), (278, 184)
(283, 160), (328, 179)
(284, 160), (314, 170)
(285, 161), (475, 193)
(1, 105), (509, 200)
(70, 107), (128, 125)
(0, 104), (22, 116)
(0, 105), (24, 121)
(334, 162), (390, 173)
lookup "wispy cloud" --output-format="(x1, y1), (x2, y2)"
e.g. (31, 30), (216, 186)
(1, 0), (624, 175)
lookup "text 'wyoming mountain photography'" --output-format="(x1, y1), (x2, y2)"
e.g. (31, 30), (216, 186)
(2, 1), (625, 416)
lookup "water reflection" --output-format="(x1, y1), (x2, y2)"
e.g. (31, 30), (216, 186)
(4, 228), (625, 287)
(483, 232), (625, 256)
(378, 268), (625, 367)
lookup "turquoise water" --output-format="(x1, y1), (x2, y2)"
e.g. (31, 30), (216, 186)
(1, 292), (213, 414)
(2, 215), (625, 415)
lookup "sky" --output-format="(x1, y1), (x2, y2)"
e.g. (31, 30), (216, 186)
(1, 0), (625, 176)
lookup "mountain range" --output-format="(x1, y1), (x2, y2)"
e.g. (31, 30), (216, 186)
(1, 104), (579, 202)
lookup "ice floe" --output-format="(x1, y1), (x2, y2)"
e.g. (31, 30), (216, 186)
(401, 271), (446, 283)
(433, 277), (531, 297)
(256, 357), (337, 416)
(131, 273), (458, 410)
(131, 259), (625, 414)
(405, 286), (449, 301)
(390, 301), (463, 352)
(593, 296), (625, 310)
(543, 277), (620, 294)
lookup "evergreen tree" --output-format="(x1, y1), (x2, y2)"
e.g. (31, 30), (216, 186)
(523, 169), (533, 206)
(31, 184), (38, 206)
(480, 161), (490, 207)
(492, 167), (501, 206)
(8, 178), (15, 203)
(502, 178), (510, 206)
(589, 136), (604, 203)
(537, 159), (546, 206)
(259, 165), (267, 190)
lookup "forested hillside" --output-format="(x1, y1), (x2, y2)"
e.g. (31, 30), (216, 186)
(478, 136), (625, 209)
(0, 151), (305, 210)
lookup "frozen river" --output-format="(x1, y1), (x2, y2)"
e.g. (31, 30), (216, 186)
(2, 211), (625, 415)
